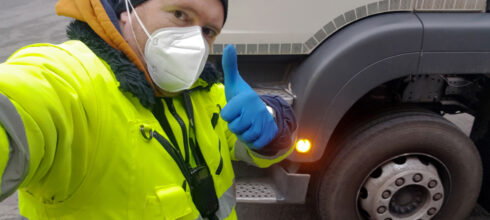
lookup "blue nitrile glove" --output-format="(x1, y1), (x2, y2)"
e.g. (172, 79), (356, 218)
(220, 45), (278, 150)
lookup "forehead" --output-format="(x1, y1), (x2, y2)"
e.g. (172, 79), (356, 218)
(161, 0), (224, 27)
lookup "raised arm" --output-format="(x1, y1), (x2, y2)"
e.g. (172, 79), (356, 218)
(0, 42), (95, 201)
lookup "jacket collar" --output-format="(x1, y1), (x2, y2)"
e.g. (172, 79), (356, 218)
(66, 20), (223, 109)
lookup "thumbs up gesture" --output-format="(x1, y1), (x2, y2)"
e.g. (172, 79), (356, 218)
(220, 45), (278, 150)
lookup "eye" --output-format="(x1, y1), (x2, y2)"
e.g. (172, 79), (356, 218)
(202, 27), (218, 39)
(173, 10), (189, 21)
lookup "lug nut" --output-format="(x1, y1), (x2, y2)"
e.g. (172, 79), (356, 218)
(382, 190), (391, 199)
(433, 193), (443, 201)
(377, 206), (387, 214)
(428, 207), (437, 216)
(413, 173), (423, 182)
(428, 180), (438, 188)
(395, 178), (405, 186)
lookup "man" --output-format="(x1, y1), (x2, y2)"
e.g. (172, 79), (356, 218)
(0, 0), (296, 219)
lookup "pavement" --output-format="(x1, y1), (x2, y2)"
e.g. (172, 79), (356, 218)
(0, 192), (18, 220)
(0, 0), (489, 219)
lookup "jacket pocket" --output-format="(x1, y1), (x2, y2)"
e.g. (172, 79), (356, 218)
(144, 184), (194, 220)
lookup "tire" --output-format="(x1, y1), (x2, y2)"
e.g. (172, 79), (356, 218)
(315, 110), (482, 220)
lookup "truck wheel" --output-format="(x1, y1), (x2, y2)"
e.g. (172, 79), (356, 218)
(315, 110), (482, 220)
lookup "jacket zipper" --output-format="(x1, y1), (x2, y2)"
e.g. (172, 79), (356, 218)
(212, 106), (224, 175)
(215, 140), (223, 175)
(164, 98), (192, 165)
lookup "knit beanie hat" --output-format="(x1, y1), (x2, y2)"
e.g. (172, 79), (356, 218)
(112, 0), (228, 25)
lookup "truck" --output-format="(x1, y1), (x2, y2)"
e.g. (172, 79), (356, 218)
(208, 0), (490, 219)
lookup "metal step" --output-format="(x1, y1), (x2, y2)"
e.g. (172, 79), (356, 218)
(234, 162), (310, 204)
(254, 88), (295, 106)
(236, 181), (278, 203)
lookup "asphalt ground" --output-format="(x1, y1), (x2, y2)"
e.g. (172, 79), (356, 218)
(0, 0), (489, 219)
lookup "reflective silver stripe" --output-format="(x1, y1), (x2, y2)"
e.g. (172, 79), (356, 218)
(215, 183), (236, 219)
(234, 141), (255, 166)
(0, 93), (29, 201)
(234, 140), (290, 167)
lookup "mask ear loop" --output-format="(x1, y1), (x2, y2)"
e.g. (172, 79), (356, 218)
(124, 0), (152, 60)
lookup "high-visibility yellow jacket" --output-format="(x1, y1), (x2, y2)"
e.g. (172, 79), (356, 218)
(0, 40), (293, 219)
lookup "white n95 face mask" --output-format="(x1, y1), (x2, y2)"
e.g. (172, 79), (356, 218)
(125, 0), (209, 93)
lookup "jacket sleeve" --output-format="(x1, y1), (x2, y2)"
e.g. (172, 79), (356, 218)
(255, 95), (297, 156)
(0, 43), (92, 201)
(212, 83), (296, 168)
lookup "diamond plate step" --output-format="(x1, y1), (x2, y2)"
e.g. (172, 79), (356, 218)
(254, 88), (295, 106)
(236, 181), (278, 203)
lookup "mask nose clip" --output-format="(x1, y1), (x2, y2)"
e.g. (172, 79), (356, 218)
(152, 38), (159, 45)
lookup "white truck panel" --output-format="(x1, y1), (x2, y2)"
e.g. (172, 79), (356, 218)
(212, 0), (486, 55)
(217, 0), (370, 43)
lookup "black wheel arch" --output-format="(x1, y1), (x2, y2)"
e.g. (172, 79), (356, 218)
(289, 12), (490, 162)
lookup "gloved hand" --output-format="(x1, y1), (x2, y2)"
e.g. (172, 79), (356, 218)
(220, 45), (278, 150)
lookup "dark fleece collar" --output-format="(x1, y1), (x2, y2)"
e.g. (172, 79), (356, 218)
(66, 20), (222, 109)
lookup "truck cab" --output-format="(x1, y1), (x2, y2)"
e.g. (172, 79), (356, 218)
(210, 1), (490, 219)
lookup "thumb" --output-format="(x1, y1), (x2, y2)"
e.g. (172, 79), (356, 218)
(222, 44), (240, 100)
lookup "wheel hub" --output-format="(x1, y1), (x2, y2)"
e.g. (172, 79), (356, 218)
(359, 156), (445, 220)
(389, 185), (428, 216)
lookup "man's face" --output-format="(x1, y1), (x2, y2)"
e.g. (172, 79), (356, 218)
(119, 0), (224, 67)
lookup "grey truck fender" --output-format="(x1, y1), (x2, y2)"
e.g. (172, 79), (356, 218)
(288, 12), (490, 162)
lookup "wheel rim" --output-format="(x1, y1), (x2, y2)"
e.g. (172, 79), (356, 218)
(358, 155), (449, 220)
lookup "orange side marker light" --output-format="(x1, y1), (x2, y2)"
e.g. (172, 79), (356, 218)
(295, 139), (311, 153)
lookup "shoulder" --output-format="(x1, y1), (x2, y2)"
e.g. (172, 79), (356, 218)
(4, 40), (115, 84)
(7, 40), (94, 63)
(8, 40), (105, 68)
(207, 83), (226, 105)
